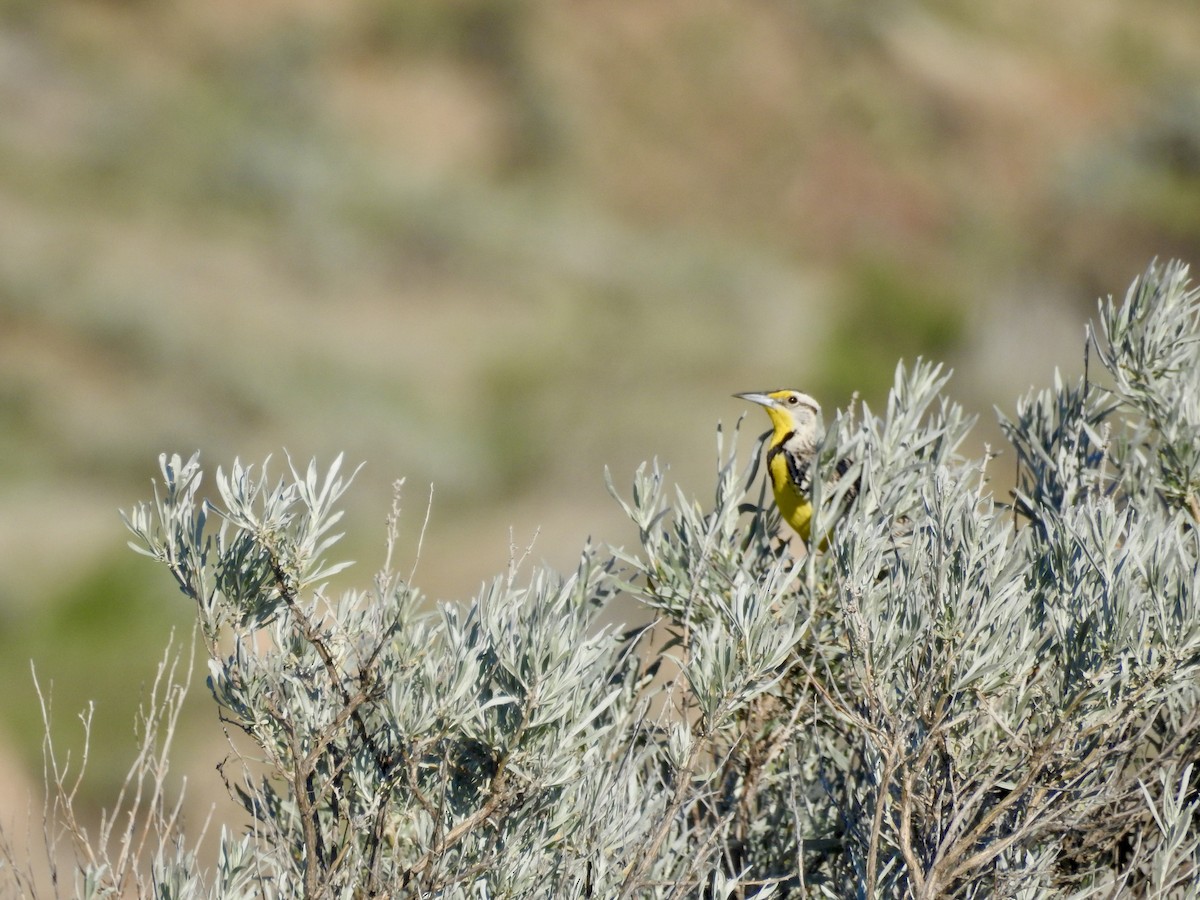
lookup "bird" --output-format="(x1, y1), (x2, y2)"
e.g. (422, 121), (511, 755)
(735, 389), (858, 543)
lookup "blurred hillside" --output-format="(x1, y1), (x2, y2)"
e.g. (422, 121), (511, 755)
(3, 0), (1200, 866)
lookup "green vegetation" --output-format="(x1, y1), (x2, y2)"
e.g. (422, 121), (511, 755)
(820, 258), (964, 402)
(0, 557), (192, 806)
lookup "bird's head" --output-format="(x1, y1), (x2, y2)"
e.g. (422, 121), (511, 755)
(735, 389), (823, 439)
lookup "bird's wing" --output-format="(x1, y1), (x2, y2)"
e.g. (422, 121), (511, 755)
(832, 456), (860, 505)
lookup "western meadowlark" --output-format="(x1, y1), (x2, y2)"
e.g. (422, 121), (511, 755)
(735, 389), (842, 542)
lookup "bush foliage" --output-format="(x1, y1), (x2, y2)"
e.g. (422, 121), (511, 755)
(7, 260), (1200, 898)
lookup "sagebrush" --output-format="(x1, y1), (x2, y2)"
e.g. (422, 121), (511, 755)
(5, 260), (1200, 898)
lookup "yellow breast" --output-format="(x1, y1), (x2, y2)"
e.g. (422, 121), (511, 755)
(767, 453), (813, 540)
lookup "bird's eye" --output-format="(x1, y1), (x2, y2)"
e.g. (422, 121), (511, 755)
(786, 395), (799, 406)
